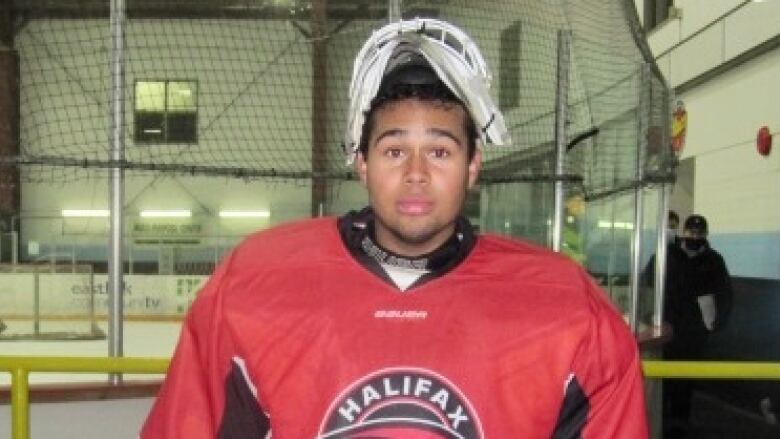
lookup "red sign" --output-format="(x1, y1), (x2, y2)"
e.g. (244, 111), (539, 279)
(757, 126), (772, 156)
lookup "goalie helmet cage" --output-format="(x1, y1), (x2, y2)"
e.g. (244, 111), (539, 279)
(0, 263), (105, 341)
(2, 0), (673, 197)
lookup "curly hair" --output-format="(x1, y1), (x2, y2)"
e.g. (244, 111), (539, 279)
(358, 82), (479, 161)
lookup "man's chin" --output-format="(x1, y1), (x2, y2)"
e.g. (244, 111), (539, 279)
(374, 215), (454, 253)
(395, 230), (437, 246)
(391, 224), (449, 248)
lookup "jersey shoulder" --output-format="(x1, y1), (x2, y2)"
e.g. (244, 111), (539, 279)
(475, 233), (582, 275)
(228, 217), (343, 271)
(471, 233), (618, 315)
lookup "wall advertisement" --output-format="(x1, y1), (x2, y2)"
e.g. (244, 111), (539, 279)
(0, 273), (208, 319)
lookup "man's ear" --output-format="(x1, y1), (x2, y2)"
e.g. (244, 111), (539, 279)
(356, 150), (368, 187)
(467, 147), (482, 189)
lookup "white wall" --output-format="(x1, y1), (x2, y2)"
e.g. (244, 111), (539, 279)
(669, 156), (694, 221)
(682, 48), (780, 233)
(646, 0), (780, 87)
(636, 0), (780, 278)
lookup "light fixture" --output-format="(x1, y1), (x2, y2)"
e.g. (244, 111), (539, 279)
(140, 210), (192, 218)
(598, 220), (634, 230)
(62, 209), (110, 218)
(219, 210), (270, 218)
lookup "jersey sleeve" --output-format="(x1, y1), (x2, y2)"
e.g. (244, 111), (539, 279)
(141, 252), (246, 438)
(573, 272), (649, 438)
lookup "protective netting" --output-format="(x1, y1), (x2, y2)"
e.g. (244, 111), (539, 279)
(2, 0), (673, 197)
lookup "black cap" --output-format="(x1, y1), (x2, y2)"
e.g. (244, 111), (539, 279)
(684, 214), (708, 235)
(377, 45), (443, 95)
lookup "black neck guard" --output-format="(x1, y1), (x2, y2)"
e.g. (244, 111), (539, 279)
(338, 207), (477, 290)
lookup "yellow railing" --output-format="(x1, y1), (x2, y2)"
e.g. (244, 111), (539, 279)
(1, 356), (780, 439)
(0, 356), (169, 439)
(643, 360), (780, 380)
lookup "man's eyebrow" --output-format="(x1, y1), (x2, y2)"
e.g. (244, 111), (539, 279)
(426, 128), (463, 147)
(373, 127), (463, 147)
(373, 128), (407, 145)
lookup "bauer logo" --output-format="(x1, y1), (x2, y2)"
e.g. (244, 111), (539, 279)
(373, 309), (428, 320)
(317, 367), (483, 438)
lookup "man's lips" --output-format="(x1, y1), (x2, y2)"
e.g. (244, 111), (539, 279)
(397, 199), (433, 215)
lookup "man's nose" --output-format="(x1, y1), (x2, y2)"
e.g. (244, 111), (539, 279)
(404, 150), (429, 184)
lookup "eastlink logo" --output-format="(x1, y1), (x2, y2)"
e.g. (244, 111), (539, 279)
(374, 309), (428, 320)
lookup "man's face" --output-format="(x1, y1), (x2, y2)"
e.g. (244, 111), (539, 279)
(681, 228), (706, 240)
(681, 227), (707, 254)
(357, 98), (481, 257)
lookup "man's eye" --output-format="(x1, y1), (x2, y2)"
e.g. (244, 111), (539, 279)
(430, 148), (450, 159)
(385, 148), (404, 158)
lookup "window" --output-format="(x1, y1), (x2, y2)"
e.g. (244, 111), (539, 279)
(134, 80), (197, 143)
(644, 0), (674, 31)
(499, 21), (522, 111)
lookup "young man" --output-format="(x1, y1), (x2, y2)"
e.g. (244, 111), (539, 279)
(142, 19), (647, 438)
(662, 214), (733, 437)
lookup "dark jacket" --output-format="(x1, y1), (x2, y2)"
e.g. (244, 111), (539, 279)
(645, 240), (733, 335)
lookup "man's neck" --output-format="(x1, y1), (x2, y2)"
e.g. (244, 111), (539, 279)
(337, 208), (477, 291)
(373, 224), (456, 258)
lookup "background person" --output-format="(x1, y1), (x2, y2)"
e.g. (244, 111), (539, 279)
(663, 213), (734, 437)
(641, 210), (682, 323)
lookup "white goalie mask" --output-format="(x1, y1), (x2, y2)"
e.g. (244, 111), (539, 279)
(343, 18), (511, 164)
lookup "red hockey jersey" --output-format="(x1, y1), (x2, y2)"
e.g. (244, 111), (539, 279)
(142, 217), (647, 438)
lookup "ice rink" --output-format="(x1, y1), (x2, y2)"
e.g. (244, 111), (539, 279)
(0, 321), (182, 385)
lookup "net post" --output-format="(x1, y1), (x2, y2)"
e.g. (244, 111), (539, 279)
(388, 0), (402, 22)
(310, 0), (328, 218)
(89, 265), (100, 335)
(552, 30), (571, 252)
(654, 182), (669, 329)
(108, 0), (126, 383)
(629, 64), (650, 334)
(33, 268), (39, 336)
(653, 82), (675, 329)
(11, 229), (18, 265)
